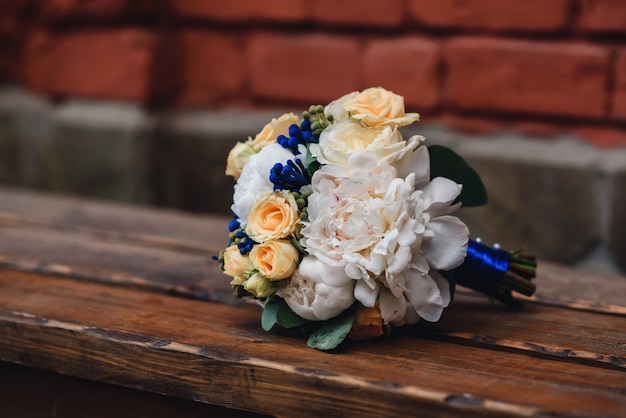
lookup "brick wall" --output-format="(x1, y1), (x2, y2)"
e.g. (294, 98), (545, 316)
(1, 0), (626, 146)
(1, 1), (626, 273)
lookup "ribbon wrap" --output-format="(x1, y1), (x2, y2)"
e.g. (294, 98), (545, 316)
(454, 239), (511, 297)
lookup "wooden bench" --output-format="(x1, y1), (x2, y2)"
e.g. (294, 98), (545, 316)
(0, 187), (624, 417)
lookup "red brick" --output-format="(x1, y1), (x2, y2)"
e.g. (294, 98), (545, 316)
(20, 29), (158, 102)
(172, 0), (307, 22)
(408, 0), (570, 32)
(176, 30), (246, 105)
(37, 0), (154, 22)
(577, 0), (626, 33)
(0, 0), (33, 79)
(445, 38), (610, 119)
(364, 37), (441, 111)
(574, 127), (626, 147)
(612, 51), (626, 121)
(248, 32), (361, 104)
(310, 0), (404, 27)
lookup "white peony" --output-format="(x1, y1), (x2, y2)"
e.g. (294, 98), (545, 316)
(301, 148), (469, 326)
(310, 119), (424, 169)
(231, 143), (295, 228)
(277, 256), (355, 321)
(302, 153), (418, 286)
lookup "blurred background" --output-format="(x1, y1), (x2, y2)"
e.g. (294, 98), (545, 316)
(0, 0), (625, 273)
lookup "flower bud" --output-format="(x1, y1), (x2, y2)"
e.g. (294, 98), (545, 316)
(244, 273), (275, 298)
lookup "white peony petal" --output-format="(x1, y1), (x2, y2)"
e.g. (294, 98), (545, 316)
(354, 279), (379, 308)
(278, 257), (355, 322)
(385, 268), (409, 298)
(379, 287), (405, 325)
(404, 301), (421, 325)
(421, 177), (463, 217)
(431, 271), (452, 309)
(397, 219), (418, 247)
(421, 216), (469, 270)
(398, 142), (429, 187)
(312, 283), (355, 321)
(387, 245), (411, 274)
(405, 271), (446, 323)
(410, 252), (430, 275)
(298, 256), (353, 287)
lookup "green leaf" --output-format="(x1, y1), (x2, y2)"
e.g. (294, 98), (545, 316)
(261, 297), (281, 331)
(428, 145), (487, 207)
(276, 299), (309, 329)
(262, 297), (309, 331)
(307, 310), (355, 351)
(305, 144), (321, 177)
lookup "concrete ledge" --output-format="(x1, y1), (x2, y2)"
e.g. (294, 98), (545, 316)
(1, 86), (624, 273)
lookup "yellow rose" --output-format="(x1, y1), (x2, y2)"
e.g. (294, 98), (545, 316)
(251, 113), (300, 151)
(250, 240), (299, 281)
(225, 141), (254, 179)
(244, 273), (275, 298)
(246, 191), (299, 243)
(223, 244), (252, 278)
(345, 87), (419, 128)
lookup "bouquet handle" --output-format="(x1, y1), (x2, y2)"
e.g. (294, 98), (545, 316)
(454, 239), (537, 308)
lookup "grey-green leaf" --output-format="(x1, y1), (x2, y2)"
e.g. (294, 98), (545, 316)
(276, 300), (308, 329)
(307, 310), (355, 350)
(261, 297), (281, 331)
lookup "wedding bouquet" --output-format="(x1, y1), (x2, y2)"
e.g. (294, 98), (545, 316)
(219, 87), (536, 350)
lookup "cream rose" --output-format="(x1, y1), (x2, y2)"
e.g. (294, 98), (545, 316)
(326, 87), (419, 128)
(246, 191), (300, 243)
(311, 119), (423, 168)
(251, 113), (300, 151)
(250, 240), (300, 280)
(225, 141), (254, 179)
(225, 113), (299, 179)
(223, 244), (252, 278)
(232, 143), (295, 228)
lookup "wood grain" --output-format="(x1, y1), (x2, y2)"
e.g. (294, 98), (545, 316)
(1, 270), (625, 417)
(0, 362), (267, 418)
(1, 188), (625, 307)
(1, 187), (625, 417)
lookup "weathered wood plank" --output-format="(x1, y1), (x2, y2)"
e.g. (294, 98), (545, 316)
(1, 187), (626, 311)
(426, 292), (626, 370)
(0, 362), (267, 418)
(0, 187), (230, 251)
(0, 227), (234, 303)
(1, 270), (624, 417)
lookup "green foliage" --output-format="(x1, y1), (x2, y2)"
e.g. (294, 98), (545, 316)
(261, 297), (308, 331)
(305, 144), (321, 177)
(428, 145), (487, 207)
(307, 309), (355, 351)
(261, 297), (281, 331)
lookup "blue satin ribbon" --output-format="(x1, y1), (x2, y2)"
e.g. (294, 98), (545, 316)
(454, 239), (511, 295)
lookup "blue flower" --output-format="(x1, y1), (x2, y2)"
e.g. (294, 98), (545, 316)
(269, 159), (311, 193)
(277, 122), (319, 154)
